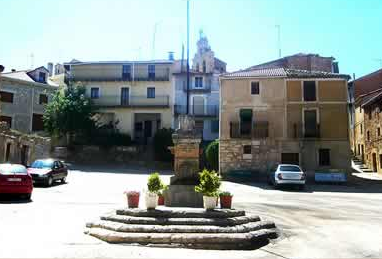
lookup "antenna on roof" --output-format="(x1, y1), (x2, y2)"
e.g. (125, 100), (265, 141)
(275, 25), (282, 58)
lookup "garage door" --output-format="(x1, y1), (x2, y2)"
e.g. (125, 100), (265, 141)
(281, 153), (299, 165)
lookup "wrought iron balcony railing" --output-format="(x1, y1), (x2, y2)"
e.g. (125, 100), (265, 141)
(91, 95), (170, 107)
(182, 84), (212, 92)
(174, 105), (219, 117)
(230, 122), (269, 139)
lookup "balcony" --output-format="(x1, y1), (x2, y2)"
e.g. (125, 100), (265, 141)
(91, 95), (170, 108)
(174, 105), (219, 117)
(182, 84), (212, 92)
(230, 122), (269, 139)
(293, 123), (320, 138)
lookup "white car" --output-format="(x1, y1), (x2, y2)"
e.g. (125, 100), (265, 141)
(268, 164), (306, 190)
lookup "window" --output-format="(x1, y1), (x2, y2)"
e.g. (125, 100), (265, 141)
(122, 64), (131, 80)
(368, 109), (372, 120)
(0, 91), (14, 103)
(90, 88), (100, 99)
(367, 130), (370, 141)
(360, 124), (363, 134)
(196, 63), (199, 72)
(240, 109), (252, 135)
(202, 60), (206, 73)
(195, 77), (203, 88)
(359, 107), (362, 113)
(304, 109), (318, 137)
(380, 154), (382, 169)
(195, 120), (204, 132)
(211, 120), (219, 133)
(243, 145), (252, 155)
(0, 116), (12, 128)
(251, 82), (260, 95)
(303, 81), (316, 101)
(378, 127), (381, 137)
(32, 114), (44, 131)
(39, 94), (48, 104)
(319, 149), (330, 166)
(147, 87), (155, 98)
(148, 65), (155, 80)
(38, 72), (46, 83)
(135, 122), (143, 131)
(121, 87), (130, 105)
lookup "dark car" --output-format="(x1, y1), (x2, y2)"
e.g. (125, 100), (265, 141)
(28, 159), (68, 186)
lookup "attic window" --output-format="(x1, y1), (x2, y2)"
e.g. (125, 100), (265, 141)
(38, 72), (46, 83)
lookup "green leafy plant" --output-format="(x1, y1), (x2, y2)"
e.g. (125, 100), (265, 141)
(205, 140), (219, 170)
(158, 184), (169, 197)
(195, 169), (221, 197)
(219, 191), (233, 197)
(147, 172), (165, 194)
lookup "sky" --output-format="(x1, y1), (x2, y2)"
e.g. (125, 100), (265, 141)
(0, 0), (381, 78)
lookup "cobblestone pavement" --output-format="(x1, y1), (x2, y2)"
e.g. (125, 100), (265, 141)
(0, 165), (381, 258)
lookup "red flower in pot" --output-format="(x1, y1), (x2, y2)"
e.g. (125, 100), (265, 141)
(157, 185), (168, 206)
(219, 191), (233, 209)
(124, 190), (140, 208)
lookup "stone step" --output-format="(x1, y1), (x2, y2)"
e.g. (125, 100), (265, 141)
(85, 227), (278, 250)
(87, 219), (275, 234)
(101, 213), (261, 227)
(116, 208), (246, 218)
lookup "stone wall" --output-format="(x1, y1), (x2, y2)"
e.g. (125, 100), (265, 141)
(0, 122), (51, 165)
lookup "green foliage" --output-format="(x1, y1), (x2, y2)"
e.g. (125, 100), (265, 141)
(43, 83), (95, 139)
(205, 140), (219, 170)
(195, 169), (221, 197)
(153, 128), (174, 162)
(158, 184), (169, 196)
(147, 172), (165, 194)
(219, 191), (233, 197)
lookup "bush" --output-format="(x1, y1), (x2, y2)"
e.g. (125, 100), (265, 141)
(153, 128), (174, 162)
(147, 172), (165, 194)
(205, 140), (219, 170)
(195, 169), (221, 197)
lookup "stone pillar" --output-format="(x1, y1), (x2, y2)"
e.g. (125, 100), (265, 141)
(164, 115), (203, 207)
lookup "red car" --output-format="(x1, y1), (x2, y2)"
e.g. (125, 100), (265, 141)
(0, 164), (33, 200)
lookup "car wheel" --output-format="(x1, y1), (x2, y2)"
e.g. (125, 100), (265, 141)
(298, 185), (305, 191)
(46, 176), (53, 187)
(61, 177), (66, 183)
(23, 193), (31, 200)
(267, 176), (273, 186)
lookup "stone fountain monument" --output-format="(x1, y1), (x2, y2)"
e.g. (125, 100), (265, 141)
(164, 115), (203, 207)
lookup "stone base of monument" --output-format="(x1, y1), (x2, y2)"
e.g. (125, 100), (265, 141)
(85, 207), (278, 250)
(164, 185), (203, 208)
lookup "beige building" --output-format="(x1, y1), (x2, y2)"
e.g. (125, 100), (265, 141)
(219, 68), (351, 175)
(64, 59), (174, 144)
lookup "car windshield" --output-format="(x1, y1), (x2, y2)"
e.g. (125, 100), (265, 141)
(0, 164), (27, 175)
(279, 165), (301, 172)
(31, 160), (54, 169)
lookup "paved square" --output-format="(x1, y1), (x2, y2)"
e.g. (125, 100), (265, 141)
(0, 166), (381, 258)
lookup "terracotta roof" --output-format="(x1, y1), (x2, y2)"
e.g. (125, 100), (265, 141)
(358, 88), (382, 107)
(220, 68), (350, 80)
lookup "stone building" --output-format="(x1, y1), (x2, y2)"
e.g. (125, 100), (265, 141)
(0, 66), (58, 133)
(219, 67), (351, 175)
(356, 89), (382, 173)
(247, 53), (338, 73)
(0, 122), (51, 165)
(172, 32), (226, 141)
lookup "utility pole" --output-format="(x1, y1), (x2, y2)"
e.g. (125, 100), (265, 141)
(186, 0), (190, 115)
(276, 25), (281, 58)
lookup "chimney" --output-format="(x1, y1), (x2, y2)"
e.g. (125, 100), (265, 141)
(47, 62), (53, 76)
(0, 65), (4, 73)
(332, 62), (339, 73)
(168, 51), (174, 61)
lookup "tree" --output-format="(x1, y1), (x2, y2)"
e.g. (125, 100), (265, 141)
(205, 140), (219, 170)
(153, 128), (174, 161)
(43, 83), (95, 144)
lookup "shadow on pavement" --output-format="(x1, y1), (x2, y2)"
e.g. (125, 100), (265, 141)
(0, 194), (32, 204)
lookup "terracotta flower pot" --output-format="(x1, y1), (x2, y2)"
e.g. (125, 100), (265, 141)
(158, 195), (165, 205)
(127, 194), (140, 208)
(220, 195), (232, 209)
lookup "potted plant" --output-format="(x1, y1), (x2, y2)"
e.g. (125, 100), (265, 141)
(146, 172), (164, 209)
(124, 190), (140, 208)
(158, 185), (168, 206)
(219, 191), (233, 209)
(195, 169), (221, 210)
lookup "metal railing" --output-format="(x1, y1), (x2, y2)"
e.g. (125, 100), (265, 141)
(174, 105), (219, 117)
(230, 122), (269, 139)
(91, 95), (170, 107)
(293, 123), (320, 138)
(182, 84), (212, 92)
